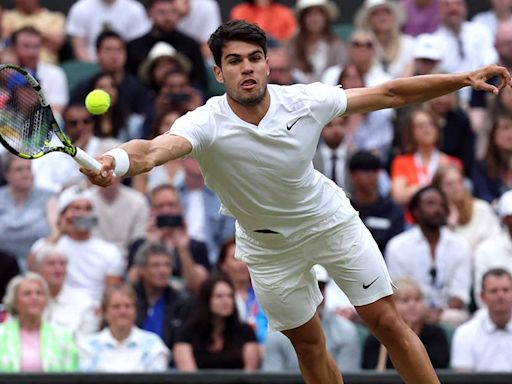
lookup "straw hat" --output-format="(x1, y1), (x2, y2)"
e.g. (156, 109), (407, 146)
(355, 0), (406, 29)
(138, 42), (192, 84)
(295, 0), (340, 22)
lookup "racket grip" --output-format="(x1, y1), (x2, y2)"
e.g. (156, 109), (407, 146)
(74, 147), (102, 172)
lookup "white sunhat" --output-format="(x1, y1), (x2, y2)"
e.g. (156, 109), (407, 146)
(355, 0), (406, 29)
(138, 41), (192, 84)
(295, 0), (340, 22)
(57, 185), (93, 215)
(414, 33), (442, 61)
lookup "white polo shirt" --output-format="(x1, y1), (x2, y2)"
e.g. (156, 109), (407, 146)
(171, 83), (354, 237)
(451, 309), (512, 372)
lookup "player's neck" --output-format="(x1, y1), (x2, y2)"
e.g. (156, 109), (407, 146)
(227, 91), (270, 126)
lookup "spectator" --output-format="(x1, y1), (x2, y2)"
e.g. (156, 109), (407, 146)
(363, 277), (449, 369)
(79, 284), (170, 372)
(89, 141), (150, 255)
(138, 41), (192, 94)
(391, 108), (462, 209)
(2, 0), (66, 64)
(127, 184), (210, 295)
(427, 91), (475, 176)
(474, 190), (512, 301)
(132, 242), (189, 355)
(176, 0), (222, 58)
(263, 265), (361, 372)
(32, 104), (99, 192)
(451, 268), (512, 372)
(287, 0), (346, 83)
(432, 164), (500, 255)
(472, 0), (512, 41)
(400, 0), (440, 37)
(11, 26), (68, 115)
(386, 186), (472, 325)
(31, 185), (124, 305)
(33, 243), (98, 335)
(177, 157), (235, 265)
(217, 238), (267, 344)
(0, 250), (20, 305)
(472, 113), (512, 204)
(348, 151), (404, 254)
(267, 45), (297, 85)
(132, 111), (185, 194)
(433, 0), (498, 103)
(0, 154), (55, 270)
(0, 272), (78, 371)
(70, 30), (154, 138)
(355, 0), (416, 78)
(313, 115), (352, 189)
(402, 33), (442, 77)
(230, 0), (297, 42)
(173, 274), (260, 371)
(126, 0), (207, 94)
(66, 0), (151, 62)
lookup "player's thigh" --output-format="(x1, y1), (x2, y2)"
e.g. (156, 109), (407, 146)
(317, 217), (394, 307)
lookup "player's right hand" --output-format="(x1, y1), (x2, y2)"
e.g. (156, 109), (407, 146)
(79, 155), (116, 187)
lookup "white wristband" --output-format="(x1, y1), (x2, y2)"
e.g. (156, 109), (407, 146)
(103, 148), (130, 176)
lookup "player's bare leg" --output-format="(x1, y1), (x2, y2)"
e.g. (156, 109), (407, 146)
(281, 313), (344, 384)
(356, 295), (440, 384)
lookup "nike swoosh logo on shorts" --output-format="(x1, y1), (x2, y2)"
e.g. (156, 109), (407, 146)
(286, 117), (301, 131)
(363, 276), (380, 289)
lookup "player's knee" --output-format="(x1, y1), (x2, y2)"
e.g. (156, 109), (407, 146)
(293, 338), (328, 362)
(365, 308), (406, 340)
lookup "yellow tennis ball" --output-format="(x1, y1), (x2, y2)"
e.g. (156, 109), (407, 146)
(85, 89), (111, 115)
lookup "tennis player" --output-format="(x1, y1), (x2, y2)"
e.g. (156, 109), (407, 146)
(82, 20), (511, 384)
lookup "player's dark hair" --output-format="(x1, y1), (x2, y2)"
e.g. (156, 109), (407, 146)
(348, 151), (382, 172)
(408, 185), (445, 217)
(482, 268), (512, 292)
(95, 30), (125, 52)
(208, 20), (267, 67)
(11, 26), (41, 45)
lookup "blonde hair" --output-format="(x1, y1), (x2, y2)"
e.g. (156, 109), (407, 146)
(2, 272), (50, 316)
(33, 243), (68, 270)
(394, 277), (423, 300)
(100, 284), (137, 317)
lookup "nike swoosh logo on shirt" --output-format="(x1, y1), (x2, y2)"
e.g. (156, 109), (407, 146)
(286, 117), (302, 131)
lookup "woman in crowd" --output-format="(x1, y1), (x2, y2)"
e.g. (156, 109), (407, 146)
(0, 273), (78, 372)
(472, 113), (512, 204)
(79, 284), (170, 372)
(173, 274), (260, 371)
(355, 0), (415, 78)
(391, 108), (462, 210)
(217, 238), (267, 344)
(287, 0), (347, 83)
(432, 164), (501, 255)
(132, 110), (185, 194)
(363, 277), (449, 370)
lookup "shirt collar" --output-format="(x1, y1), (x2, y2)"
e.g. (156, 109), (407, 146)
(482, 310), (512, 333)
(100, 326), (141, 347)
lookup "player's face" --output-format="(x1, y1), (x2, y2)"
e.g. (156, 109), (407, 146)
(39, 254), (67, 289)
(214, 41), (269, 107)
(209, 281), (235, 318)
(105, 291), (136, 329)
(16, 279), (46, 318)
(481, 275), (512, 314)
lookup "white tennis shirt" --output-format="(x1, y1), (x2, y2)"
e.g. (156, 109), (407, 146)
(171, 83), (356, 237)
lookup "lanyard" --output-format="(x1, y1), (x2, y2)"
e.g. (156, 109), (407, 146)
(414, 150), (440, 186)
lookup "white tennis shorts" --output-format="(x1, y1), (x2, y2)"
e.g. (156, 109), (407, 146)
(235, 209), (394, 331)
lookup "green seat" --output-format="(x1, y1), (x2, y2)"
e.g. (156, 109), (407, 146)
(333, 22), (354, 41)
(60, 60), (99, 92)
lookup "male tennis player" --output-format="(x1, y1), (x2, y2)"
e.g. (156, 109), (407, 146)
(82, 20), (511, 384)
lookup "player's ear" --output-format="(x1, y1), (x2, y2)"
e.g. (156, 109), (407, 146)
(266, 57), (270, 76)
(213, 65), (224, 84)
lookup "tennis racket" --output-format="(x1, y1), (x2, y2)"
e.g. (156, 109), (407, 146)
(0, 63), (101, 172)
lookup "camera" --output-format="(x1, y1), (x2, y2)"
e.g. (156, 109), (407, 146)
(167, 93), (191, 103)
(156, 214), (183, 228)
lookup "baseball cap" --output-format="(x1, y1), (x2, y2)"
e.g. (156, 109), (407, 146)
(313, 264), (330, 283)
(498, 190), (512, 218)
(58, 185), (93, 215)
(414, 34), (442, 61)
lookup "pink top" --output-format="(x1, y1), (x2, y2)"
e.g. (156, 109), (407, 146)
(20, 329), (42, 372)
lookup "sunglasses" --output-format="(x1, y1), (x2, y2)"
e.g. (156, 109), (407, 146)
(66, 118), (93, 127)
(351, 41), (374, 49)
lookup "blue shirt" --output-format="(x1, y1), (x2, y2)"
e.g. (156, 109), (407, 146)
(142, 296), (165, 339)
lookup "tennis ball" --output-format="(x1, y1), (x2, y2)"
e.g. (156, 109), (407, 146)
(85, 89), (111, 115)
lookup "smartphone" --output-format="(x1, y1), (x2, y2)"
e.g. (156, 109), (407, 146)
(156, 214), (183, 228)
(72, 215), (98, 230)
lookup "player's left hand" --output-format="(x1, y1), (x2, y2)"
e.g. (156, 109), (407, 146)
(469, 64), (512, 95)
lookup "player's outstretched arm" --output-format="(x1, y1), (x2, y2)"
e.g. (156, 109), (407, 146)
(80, 134), (192, 187)
(344, 64), (512, 115)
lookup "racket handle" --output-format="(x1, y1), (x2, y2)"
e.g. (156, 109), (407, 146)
(74, 147), (102, 172)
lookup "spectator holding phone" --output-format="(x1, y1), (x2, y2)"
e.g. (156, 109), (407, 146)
(127, 184), (209, 295)
(153, 69), (203, 117)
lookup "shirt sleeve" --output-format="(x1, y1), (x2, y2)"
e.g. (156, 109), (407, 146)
(302, 83), (348, 125)
(65, 3), (87, 37)
(170, 107), (212, 157)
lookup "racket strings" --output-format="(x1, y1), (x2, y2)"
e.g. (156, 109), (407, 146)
(0, 68), (53, 156)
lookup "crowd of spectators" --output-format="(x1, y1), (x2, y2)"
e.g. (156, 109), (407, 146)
(1, 0), (512, 375)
